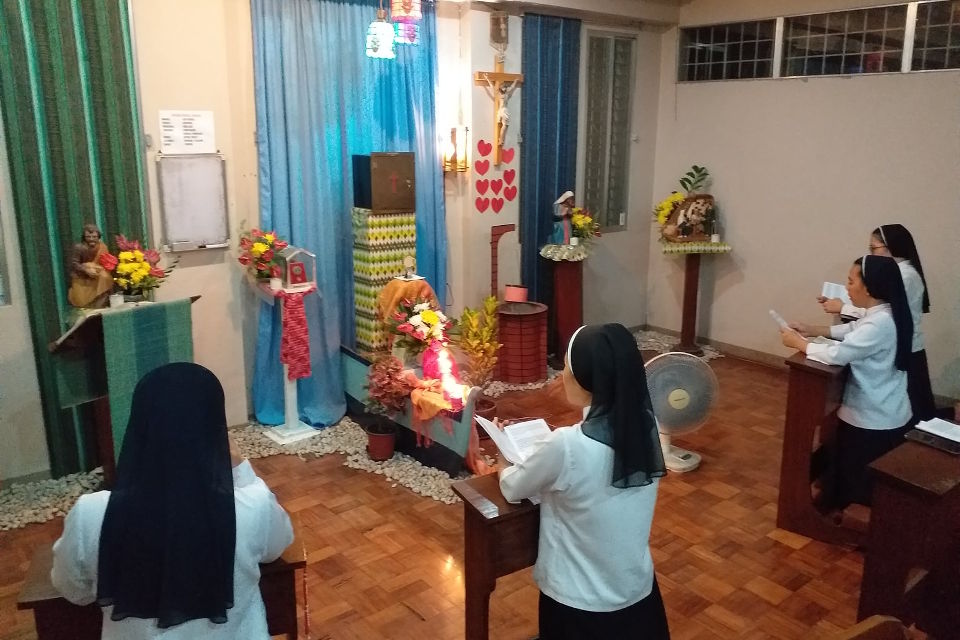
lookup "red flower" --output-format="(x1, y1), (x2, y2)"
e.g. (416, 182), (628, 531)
(270, 265), (282, 277)
(142, 249), (161, 265)
(256, 261), (268, 272)
(99, 252), (118, 271)
(251, 228), (261, 236)
(273, 240), (288, 250)
(240, 237), (252, 249)
(396, 323), (414, 334)
(149, 267), (165, 278)
(115, 235), (141, 251)
(392, 311), (407, 322)
(261, 249), (274, 261)
(238, 254), (251, 265)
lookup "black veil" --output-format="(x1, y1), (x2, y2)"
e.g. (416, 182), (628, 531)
(96, 362), (236, 628)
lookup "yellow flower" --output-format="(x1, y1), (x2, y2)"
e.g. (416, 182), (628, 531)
(133, 249), (144, 262)
(421, 309), (439, 325)
(116, 277), (129, 288)
(130, 271), (144, 284)
(251, 242), (268, 258)
(118, 251), (134, 262)
(264, 233), (275, 243)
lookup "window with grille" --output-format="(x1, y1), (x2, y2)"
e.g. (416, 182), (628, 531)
(913, 0), (960, 70)
(679, 20), (776, 81)
(782, 6), (907, 76)
(580, 33), (635, 231)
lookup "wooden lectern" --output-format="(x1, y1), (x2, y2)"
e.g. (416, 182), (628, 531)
(49, 297), (199, 485)
(776, 352), (862, 545)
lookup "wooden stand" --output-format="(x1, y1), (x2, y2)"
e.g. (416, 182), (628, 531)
(452, 474), (539, 640)
(552, 260), (583, 358)
(677, 253), (702, 355)
(776, 353), (862, 546)
(858, 441), (960, 636)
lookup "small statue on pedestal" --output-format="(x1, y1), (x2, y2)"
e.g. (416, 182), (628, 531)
(550, 191), (575, 245)
(67, 223), (114, 308)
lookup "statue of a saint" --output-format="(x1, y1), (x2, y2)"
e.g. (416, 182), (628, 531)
(67, 224), (114, 308)
(549, 191), (575, 245)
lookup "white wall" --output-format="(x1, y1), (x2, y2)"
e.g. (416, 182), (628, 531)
(0, 116), (50, 480)
(651, 0), (960, 398)
(131, 0), (259, 426)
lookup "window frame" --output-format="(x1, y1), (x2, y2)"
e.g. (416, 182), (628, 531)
(575, 26), (639, 233)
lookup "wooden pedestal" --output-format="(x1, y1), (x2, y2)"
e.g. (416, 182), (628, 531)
(552, 260), (583, 358)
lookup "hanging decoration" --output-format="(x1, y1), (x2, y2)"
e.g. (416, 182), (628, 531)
(394, 22), (419, 46)
(391, 0), (422, 23)
(366, 7), (396, 59)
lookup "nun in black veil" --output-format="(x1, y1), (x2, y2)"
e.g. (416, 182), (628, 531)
(499, 323), (670, 640)
(52, 363), (293, 639)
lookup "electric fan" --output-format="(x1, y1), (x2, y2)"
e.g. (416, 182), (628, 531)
(645, 352), (719, 473)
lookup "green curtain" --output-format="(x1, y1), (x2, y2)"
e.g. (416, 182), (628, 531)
(0, 0), (147, 477)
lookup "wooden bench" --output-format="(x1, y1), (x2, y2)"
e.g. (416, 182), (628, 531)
(17, 514), (306, 639)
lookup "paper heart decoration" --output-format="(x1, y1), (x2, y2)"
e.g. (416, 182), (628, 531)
(475, 197), (490, 213)
(491, 198), (504, 213)
(490, 178), (503, 195)
(477, 140), (492, 157)
(475, 159), (490, 176)
(503, 185), (518, 201)
(503, 169), (516, 185)
(501, 147), (515, 164)
(476, 179), (489, 195)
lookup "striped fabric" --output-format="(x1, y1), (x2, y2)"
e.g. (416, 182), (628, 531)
(101, 301), (194, 460)
(0, 0), (147, 475)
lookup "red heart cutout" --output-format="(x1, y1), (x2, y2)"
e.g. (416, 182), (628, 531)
(504, 169), (516, 185)
(475, 159), (490, 176)
(475, 197), (490, 213)
(501, 147), (515, 164)
(476, 179), (489, 195)
(491, 198), (504, 213)
(490, 179), (503, 195)
(503, 185), (518, 201)
(477, 140), (492, 157)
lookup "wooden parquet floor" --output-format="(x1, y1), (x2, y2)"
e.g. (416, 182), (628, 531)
(0, 356), (873, 639)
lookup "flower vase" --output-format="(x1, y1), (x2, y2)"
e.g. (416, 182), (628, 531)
(108, 293), (124, 308)
(569, 237), (580, 246)
(123, 293), (145, 304)
(269, 277), (282, 291)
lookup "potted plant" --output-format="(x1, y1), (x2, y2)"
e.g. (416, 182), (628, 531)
(455, 296), (502, 423)
(364, 356), (414, 461)
(570, 208), (601, 246)
(237, 227), (288, 288)
(386, 297), (452, 364)
(98, 235), (176, 302)
(653, 165), (716, 243)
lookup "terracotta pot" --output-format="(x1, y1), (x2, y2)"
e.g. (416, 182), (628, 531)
(503, 285), (527, 303)
(474, 396), (497, 439)
(366, 430), (396, 461)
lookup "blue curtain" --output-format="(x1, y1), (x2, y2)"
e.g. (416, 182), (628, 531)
(251, 0), (446, 426)
(519, 15), (581, 304)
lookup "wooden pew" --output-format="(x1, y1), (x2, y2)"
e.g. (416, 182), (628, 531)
(18, 513), (305, 639)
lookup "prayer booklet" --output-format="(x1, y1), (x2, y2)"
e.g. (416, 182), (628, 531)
(916, 418), (960, 444)
(475, 415), (551, 465)
(821, 282), (851, 305)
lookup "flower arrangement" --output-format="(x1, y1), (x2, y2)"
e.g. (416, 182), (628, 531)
(653, 191), (685, 226)
(365, 355), (414, 418)
(571, 208), (601, 240)
(237, 228), (288, 280)
(653, 165), (717, 243)
(98, 235), (172, 295)
(387, 297), (453, 356)
(455, 296), (501, 388)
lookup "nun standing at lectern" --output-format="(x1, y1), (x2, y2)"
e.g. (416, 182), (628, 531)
(499, 323), (671, 640)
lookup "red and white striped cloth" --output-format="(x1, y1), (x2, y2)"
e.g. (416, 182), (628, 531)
(279, 288), (314, 380)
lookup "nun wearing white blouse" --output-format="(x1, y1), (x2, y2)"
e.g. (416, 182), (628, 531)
(499, 323), (670, 640)
(783, 254), (913, 508)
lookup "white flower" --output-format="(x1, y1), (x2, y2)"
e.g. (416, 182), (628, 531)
(413, 302), (431, 313)
(436, 311), (448, 322)
(409, 314), (425, 328)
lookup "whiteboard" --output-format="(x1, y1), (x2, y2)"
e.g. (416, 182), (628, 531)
(157, 154), (229, 251)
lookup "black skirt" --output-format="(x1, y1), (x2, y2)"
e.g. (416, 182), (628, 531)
(538, 579), (670, 640)
(907, 349), (936, 422)
(833, 419), (910, 508)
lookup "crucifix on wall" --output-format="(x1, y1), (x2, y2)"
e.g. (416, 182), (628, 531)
(474, 12), (522, 166)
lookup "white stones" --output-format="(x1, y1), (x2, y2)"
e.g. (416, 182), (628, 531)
(0, 468), (104, 532)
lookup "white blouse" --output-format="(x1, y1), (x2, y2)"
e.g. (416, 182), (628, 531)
(806, 304), (910, 430)
(51, 460), (293, 640)
(499, 415), (660, 613)
(840, 259), (925, 352)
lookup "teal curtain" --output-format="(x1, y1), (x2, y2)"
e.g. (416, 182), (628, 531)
(250, 0), (446, 426)
(0, 0), (147, 476)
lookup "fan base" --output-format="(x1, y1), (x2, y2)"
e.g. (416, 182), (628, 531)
(664, 445), (701, 473)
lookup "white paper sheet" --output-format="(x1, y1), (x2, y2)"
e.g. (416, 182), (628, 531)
(916, 418), (960, 443)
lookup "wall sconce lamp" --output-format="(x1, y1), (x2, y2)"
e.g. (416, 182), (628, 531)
(442, 126), (470, 173)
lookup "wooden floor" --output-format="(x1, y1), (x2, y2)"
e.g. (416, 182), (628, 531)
(1, 356), (873, 639)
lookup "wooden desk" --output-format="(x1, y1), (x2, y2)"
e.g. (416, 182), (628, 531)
(18, 514), (306, 639)
(452, 473), (540, 640)
(777, 353), (862, 545)
(858, 441), (960, 637)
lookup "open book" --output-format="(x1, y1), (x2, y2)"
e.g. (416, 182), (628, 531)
(821, 282), (852, 305)
(474, 416), (551, 465)
(916, 418), (960, 444)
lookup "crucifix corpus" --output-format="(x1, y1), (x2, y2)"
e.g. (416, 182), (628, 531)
(474, 12), (522, 166)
